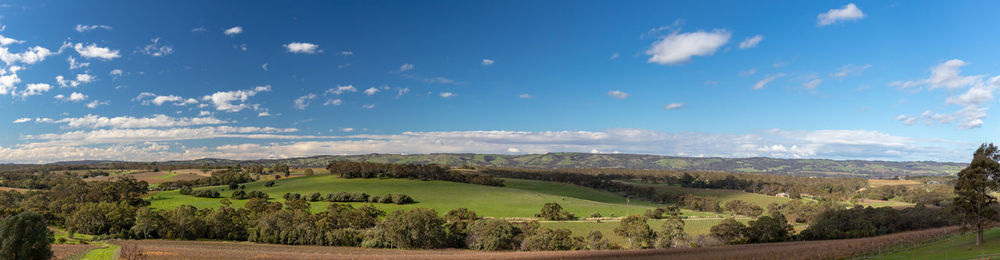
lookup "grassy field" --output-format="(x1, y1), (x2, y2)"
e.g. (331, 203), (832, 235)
(628, 182), (794, 209)
(875, 228), (1000, 259)
(868, 179), (922, 187)
(148, 175), (718, 218)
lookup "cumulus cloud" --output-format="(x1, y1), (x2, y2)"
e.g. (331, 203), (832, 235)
(607, 90), (629, 99)
(12, 118), (31, 123)
(284, 42), (320, 54)
(362, 104), (375, 109)
(33, 114), (228, 129)
(139, 38), (173, 57)
(326, 85), (357, 95)
(110, 69), (123, 77)
(364, 87), (379, 96)
(324, 99), (343, 106)
(55, 74), (95, 88)
(0, 128), (964, 163)
(738, 35), (763, 49)
(481, 59), (494, 66)
(294, 93), (317, 110)
(55, 92), (88, 102)
(68, 57), (89, 70)
(17, 83), (51, 97)
(645, 29), (730, 65)
(74, 43), (120, 60)
(75, 24), (112, 32)
(892, 59), (981, 90)
(818, 3), (865, 26)
(892, 60), (999, 129)
(134, 92), (197, 106)
(519, 94), (534, 99)
(440, 92), (454, 98)
(224, 26), (243, 36)
(201, 85), (271, 112)
(339, 51), (353, 56)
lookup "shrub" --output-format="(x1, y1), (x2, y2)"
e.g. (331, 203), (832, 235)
(537, 202), (575, 220)
(465, 219), (518, 251)
(614, 215), (654, 249)
(520, 228), (584, 251)
(368, 208), (446, 249)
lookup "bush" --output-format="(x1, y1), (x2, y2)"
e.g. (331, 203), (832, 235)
(614, 215), (654, 249)
(387, 193), (414, 204)
(191, 190), (220, 198)
(585, 231), (612, 250)
(520, 228), (584, 251)
(465, 219), (519, 251)
(263, 181), (275, 187)
(709, 218), (747, 244)
(304, 169), (315, 176)
(537, 202), (575, 220)
(367, 208), (446, 249)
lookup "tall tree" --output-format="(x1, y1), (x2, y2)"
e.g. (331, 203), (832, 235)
(0, 212), (53, 260)
(954, 143), (1000, 245)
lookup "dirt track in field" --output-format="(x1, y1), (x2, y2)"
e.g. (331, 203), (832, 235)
(112, 226), (958, 260)
(52, 244), (98, 260)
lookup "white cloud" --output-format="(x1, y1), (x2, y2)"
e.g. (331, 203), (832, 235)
(284, 42), (320, 54)
(294, 93), (317, 110)
(645, 29), (730, 65)
(12, 118), (31, 124)
(85, 100), (107, 108)
(74, 43), (120, 60)
(362, 104), (375, 109)
(201, 85), (271, 112)
(326, 85), (357, 95)
(191, 27), (207, 32)
(37, 114), (227, 129)
(803, 79), (823, 90)
(739, 68), (757, 76)
(481, 59), (494, 66)
(817, 3), (866, 26)
(324, 99), (343, 106)
(75, 24), (112, 32)
(609, 52), (619, 60)
(738, 35), (763, 49)
(440, 92), (454, 98)
(139, 38), (173, 57)
(892, 59), (981, 90)
(68, 57), (89, 70)
(364, 87), (379, 96)
(396, 87), (410, 98)
(56, 92), (88, 102)
(833, 64), (872, 78)
(134, 92), (197, 106)
(341, 128), (354, 132)
(607, 90), (629, 99)
(519, 94), (534, 99)
(753, 73), (785, 90)
(0, 35), (24, 46)
(399, 63), (414, 72)
(18, 83), (51, 97)
(224, 26), (243, 36)
(110, 69), (123, 77)
(1, 45), (53, 65)
(339, 51), (353, 56)
(664, 103), (684, 110)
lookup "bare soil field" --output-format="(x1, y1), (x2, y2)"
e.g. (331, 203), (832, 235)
(115, 226), (959, 260)
(52, 244), (98, 260)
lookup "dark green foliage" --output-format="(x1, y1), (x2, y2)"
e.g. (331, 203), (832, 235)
(585, 231), (612, 250)
(519, 227), (584, 251)
(954, 143), (1000, 245)
(159, 168), (253, 191)
(443, 208), (479, 248)
(679, 195), (721, 213)
(263, 181), (275, 187)
(744, 213), (792, 243)
(308, 192), (322, 202)
(799, 205), (956, 240)
(724, 200), (763, 217)
(614, 215), (654, 249)
(326, 161), (504, 186)
(465, 218), (519, 251)
(0, 212), (53, 260)
(655, 206), (685, 248)
(709, 218), (747, 244)
(368, 208), (447, 249)
(537, 202), (575, 220)
(64, 202), (138, 236)
(189, 189), (220, 198)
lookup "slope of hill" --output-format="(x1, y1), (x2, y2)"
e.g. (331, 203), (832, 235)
(167, 153), (963, 177)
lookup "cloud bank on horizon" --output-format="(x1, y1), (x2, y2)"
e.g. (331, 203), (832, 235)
(0, 1), (996, 163)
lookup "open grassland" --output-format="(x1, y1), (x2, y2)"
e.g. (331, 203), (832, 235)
(874, 227), (1000, 259)
(85, 169), (210, 184)
(109, 226), (959, 260)
(856, 199), (916, 208)
(628, 182), (793, 209)
(148, 175), (719, 218)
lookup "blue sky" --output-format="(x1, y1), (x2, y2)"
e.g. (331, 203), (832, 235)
(1, 0), (998, 163)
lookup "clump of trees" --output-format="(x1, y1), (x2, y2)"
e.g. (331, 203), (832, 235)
(537, 203), (575, 220)
(723, 200), (763, 217)
(0, 211), (53, 260)
(954, 143), (1000, 245)
(799, 205), (954, 240)
(231, 190), (269, 200)
(159, 168), (253, 191)
(709, 211), (793, 244)
(327, 161), (504, 186)
(179, 187), (221, 198)
(614, 213), (685, 249)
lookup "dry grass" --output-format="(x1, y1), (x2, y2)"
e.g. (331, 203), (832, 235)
(52, 244), (99, 260)
(86, 169), (210, 184)
(869, 179), (922, 187)
(115, 226), (958, 260)
(0, 186), (29, 192)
